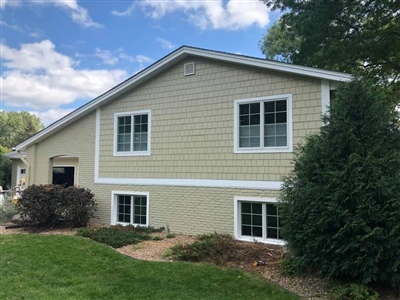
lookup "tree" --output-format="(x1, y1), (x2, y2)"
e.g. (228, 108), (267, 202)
(0, 111), (44, 188)
(260, 0), (400, 96)
(279, 78), (400, 287)
(0, 111), (44, 149)
(0, 146), (12, 188)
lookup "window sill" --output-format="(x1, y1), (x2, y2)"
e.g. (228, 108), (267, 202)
(236, 236), (286, 246)
(234, 147), (292, 154)
(113, 151), (151, 157)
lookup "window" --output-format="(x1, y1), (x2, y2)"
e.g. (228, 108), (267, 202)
(234, 95), (292, 153)
(111, 191), (149, 226)
(114, 110), (151, 156)
(234, 197), (284, 245)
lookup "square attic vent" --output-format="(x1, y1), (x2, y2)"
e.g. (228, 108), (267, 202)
(184, 62), (195, 76)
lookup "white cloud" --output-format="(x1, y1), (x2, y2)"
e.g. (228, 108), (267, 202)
(155, 37), (175, 50)
(94, 48), (153, 69)
(95, 48), (119, 65)
(31, 108), (75, 127)
(1, 40), (127, 110)
(113, 0), (270, 30)
(0, 0), (21, 9)
(1, 0), (101, 28)
(55, 0), (102, 28)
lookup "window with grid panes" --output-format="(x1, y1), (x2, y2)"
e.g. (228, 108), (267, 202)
(239, 201), (282, 242)
(116, 195), (148, 226)
(115, 111), (150, 155)
(235, 95), (291, 153)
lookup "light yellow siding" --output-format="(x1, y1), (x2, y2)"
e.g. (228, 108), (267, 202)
(93, 184), (280, 235)
(98, 57), (322, 181)
(25, 57), (325, 235)
(26, 112), (96, 189)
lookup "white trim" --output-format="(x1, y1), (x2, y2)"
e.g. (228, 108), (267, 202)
(113, 110), (151, 156)
(321, 80), (330, 116)
(234, 196), (285, 245)
(234, 94), (293, 153)
(94, 108), (100, 183)
(97, 177), (282, 190)
(94, 107), (282, 190)
(110, 190), (150, 226)
(16, 165), (26, 185)
(15, 46), (351, 152)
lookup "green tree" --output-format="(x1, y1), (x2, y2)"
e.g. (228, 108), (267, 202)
(261, 0), (400, 94)
(0, 111), (44, 149)
(279, 78), (400, 287)
(0, 146), (12, 188)
(0, 111), (44, 188)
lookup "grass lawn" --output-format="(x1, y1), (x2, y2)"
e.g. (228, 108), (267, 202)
(0, 234), (299, 300)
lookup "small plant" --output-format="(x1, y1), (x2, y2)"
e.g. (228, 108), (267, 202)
(170, 233), (238, 265)
(0, 191), (17, 224)
(77, 225), (164, 248)
(166, 233), (176, 239)
(152, 236), (163, 241)
(328, 283), (379, 300)
(280, 257), (305, 277)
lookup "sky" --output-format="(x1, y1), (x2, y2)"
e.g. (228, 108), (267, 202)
(0, 0), (282, 126)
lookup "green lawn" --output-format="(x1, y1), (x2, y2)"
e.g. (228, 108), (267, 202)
(0, 234), (299, 300)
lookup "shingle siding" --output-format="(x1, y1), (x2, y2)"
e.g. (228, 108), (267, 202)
(24, 56), (323, 235)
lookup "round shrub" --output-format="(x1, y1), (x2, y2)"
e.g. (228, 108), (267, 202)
(18, 184), (97, 227)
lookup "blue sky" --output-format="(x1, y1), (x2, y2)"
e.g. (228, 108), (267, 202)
(1, 0), (281, 126)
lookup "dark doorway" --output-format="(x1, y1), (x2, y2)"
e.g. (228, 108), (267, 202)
(52, 167), (75, 187)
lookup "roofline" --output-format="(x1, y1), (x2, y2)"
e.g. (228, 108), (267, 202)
(16, 46), (352, 151)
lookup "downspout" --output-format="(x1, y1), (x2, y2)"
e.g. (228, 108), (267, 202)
(16, 149), (30, 186)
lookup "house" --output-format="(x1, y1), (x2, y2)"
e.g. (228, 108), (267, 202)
(13, 46), (351, 244)
(3, 151), (27, 189)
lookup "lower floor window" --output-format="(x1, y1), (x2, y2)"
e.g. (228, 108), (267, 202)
(235, 197), (283, 244)
(112, 192), (149, 226)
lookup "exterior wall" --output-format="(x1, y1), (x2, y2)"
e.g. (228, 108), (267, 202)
(10, 159), (24, 188)
(92, 184), (279, 235)
(25, 57), (326, 236)
(98, 57), (322, 182)
(26, 111), (96, 191)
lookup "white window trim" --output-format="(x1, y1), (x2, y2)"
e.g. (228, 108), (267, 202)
(113, 110), (151, 156)
(110, 190), (150, 227)
(234, 196), (285, 245)
(16, 165), (26, 185)
(234, 94), (293, 153)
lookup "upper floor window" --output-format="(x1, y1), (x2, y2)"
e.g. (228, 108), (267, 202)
(234, 95), (292, 153)
(114, 110), (151, 156)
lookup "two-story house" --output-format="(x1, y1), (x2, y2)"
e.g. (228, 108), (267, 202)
(12, 46), (351, 244)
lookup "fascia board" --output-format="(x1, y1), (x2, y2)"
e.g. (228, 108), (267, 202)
(183, 48), (352, 82)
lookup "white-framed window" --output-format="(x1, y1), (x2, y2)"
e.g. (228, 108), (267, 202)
(114, 110), (151, 156)
(234, 94), (292, 153)
(234, 196), (284, 245)
(111, 191), (149, 226)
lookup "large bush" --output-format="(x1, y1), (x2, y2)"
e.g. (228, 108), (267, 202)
(279, 79), (400, 287)
(18, 184), (97, 227)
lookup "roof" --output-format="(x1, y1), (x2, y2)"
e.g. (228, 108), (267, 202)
(15, 45), (352, 151)
(3, 151), (26, 159)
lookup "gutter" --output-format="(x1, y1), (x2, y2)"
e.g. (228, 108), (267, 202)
(15, 149), (30, 186)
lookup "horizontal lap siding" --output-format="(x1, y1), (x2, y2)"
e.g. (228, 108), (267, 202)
(92, 184), (280, 235)
(99, 57), (322, 181)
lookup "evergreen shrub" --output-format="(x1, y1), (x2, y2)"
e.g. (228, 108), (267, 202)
(279, 79), (400, 287)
